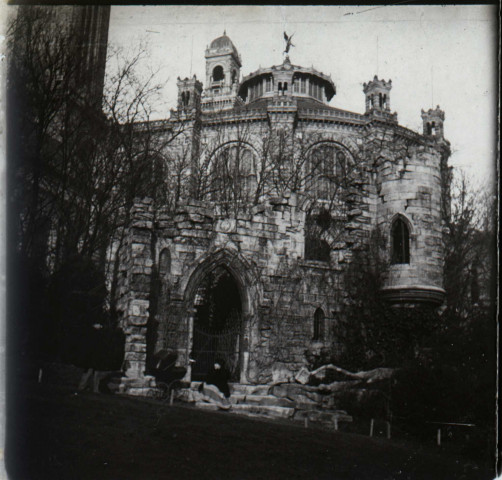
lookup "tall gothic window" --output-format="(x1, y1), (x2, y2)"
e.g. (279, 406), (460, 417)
(308, 144), (349, 203)
(210, 145), (256, 205)
(391, 217), (410, 264)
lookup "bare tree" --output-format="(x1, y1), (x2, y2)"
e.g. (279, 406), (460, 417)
(6, 8), (187, 365)
(7, 7), (89, 261)
(443, 170), (496, 315)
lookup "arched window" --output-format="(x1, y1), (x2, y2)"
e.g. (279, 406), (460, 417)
(159, 248), (171, 275)
(391, 217), (410, 264)
(308, 143), (349, 203)
(210, 145), (256, 204)
(231, 69), (237, 84)
(212, 65), (224, 82)
(181, 91), (190, 107)
(313, 308), (325, 341)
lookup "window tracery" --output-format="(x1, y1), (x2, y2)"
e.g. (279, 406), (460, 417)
(210, 145), (257, 204)
(308, 143), (350, 203)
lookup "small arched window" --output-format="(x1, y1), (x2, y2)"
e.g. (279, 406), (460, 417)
(391, 217), (410, 264)
(313, 308), (325, 341)
(231, 69), (237, 84)
(213, 65), (224, 82)
(159, 248), (171, 275)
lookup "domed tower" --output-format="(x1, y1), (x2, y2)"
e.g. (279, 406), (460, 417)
(204, 32), (242, 98)
(421, 105), (445, 139)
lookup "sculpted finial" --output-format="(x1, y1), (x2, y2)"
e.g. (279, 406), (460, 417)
(283, 31), (295, 55)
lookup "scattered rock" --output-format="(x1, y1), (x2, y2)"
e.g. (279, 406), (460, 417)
(294, 366), (310, 385)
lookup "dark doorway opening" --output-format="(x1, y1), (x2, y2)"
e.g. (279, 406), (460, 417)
(191, 266), (242, 381)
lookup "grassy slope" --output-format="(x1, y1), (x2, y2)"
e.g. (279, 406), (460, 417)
(4, 382), (494, 480)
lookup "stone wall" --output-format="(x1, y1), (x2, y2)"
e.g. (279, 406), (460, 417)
(115, 113), (449, 391)
(117, 191), (360, 388)
(115, 199), (155, 387)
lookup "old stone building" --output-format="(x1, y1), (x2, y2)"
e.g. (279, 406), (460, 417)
(115, 34), (451, 393)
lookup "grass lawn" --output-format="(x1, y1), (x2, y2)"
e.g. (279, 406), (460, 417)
(4, 381), (495, 480)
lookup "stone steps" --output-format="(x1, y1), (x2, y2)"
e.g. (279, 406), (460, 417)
(195, 401), (295, 419)
(230, 394), (295, 408)
(188, 382), (353, 429)
(292, 409), (352, 428)
(230, 383), (272, 396)
(190, 382), (272, 396)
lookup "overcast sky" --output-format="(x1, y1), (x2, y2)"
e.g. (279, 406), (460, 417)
(108, 5), (498, 187)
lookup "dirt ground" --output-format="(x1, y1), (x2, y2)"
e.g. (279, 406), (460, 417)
(3, 381), (496, 480)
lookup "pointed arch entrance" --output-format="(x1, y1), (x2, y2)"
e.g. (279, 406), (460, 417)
(182, 249), (258, 384)
(191, 266), (242, 381)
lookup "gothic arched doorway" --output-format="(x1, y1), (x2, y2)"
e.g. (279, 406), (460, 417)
(191, 265), (243, 381)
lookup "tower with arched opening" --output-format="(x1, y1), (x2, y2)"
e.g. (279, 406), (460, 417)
(203, 33), (242, 111)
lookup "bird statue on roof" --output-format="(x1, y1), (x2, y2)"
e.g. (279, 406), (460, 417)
(283, 31), (295, 54)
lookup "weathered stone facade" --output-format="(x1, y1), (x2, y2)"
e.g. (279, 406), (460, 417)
(115, 35), (451, 391)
